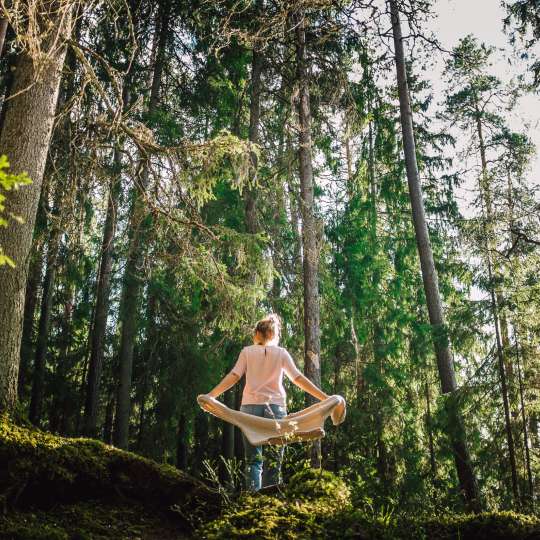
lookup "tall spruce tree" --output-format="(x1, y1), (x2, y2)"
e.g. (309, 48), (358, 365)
(389, 0), (481, 511)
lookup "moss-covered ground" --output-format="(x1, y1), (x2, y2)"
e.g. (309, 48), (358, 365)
(200, 468), (540, 539)
(1, 416), (539, 539)
(0, 499), (188, 540)
(0, 415), (218, 538)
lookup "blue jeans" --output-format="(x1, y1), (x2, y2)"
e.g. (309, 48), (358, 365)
(239, 403), (286, 491)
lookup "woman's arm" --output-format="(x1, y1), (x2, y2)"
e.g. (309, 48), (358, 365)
(292, 374), (329, 401)
(207, 372), (240, 398)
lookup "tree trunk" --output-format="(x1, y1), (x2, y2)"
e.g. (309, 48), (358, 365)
(136, 291), (158, 452)
(18, 221), (46, 400)
(83, 163), (120, 436)
(176, 414), (188, 471)
(530, 413), (539, 449)
(0, 18), (8, 58)
(425, 377), (437, 479)
(375, 410), (389, 489)
(389, 0), (481, 512)
(0, 3), (73, 412)
(220, 386), (235, 484)
(103, 388), (115, 445)
(194, 409), (209, 475)
(514, 330), (534, 505)
(474, 107), (520, 504)
(233, 36), (264, 465)
(49, 280), (74, 435)
(83, 77), (129, 435)
(234, 383), (244, 462)
(294, 8), (322, 468)
(73, 263), (94, 436)
(29, 221), (62, 425)
(113, 0), (170, 449)
(221, 387), (235, 462)
(245, 44), (263, 234)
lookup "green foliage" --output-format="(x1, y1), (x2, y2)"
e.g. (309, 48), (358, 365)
(504, 0), (540, 86)
(175, 131), (260, 208)
(0, 155), (32, 267)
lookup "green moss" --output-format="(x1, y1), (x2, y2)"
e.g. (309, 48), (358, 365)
(0, 499), (190, 540)
(200, 493), (323, 539)
(199, 468), (540, 540)
(199, 469), (356, 540)
(2, 418), (539, 540)
(407, 510), (540, 540)
(284, 468), (351, 508)
(0, 415), (220, 530)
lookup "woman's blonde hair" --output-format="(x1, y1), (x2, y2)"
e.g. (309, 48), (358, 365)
(253, 313), (281, 345)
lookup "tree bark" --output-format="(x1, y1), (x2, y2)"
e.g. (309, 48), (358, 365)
(49, 279), (74, 435)
(103, 388), (115, 445)
(136, 291), (158, 452)
(514, 331), (534, 504)
(234, 383), (244, 461)
(425, 377), (437, 479)
(29, 218), (62, 425)
(194, 409), (209, 475)
(389, 0), (481, 512)
(176, 414), (188, 471)
(113, 0), (170, 449)
(530, 413), (539, 449)
(0, 2), (73, 413)
(83, 160), (121, 436)
(0, 17), (8, 59)
(113, 175), (149, 448)
(220, 385), (235, 484)
(221, 387), (235, 462)
(18, 218), (46, 400)
(294, 8), (322, 468)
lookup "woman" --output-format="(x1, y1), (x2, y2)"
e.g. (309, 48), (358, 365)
(207, 314), (328, 491)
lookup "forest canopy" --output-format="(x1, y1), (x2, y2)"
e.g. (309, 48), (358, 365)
(0, 0), (539, 536)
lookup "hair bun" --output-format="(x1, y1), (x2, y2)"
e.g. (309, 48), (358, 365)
(254, 313), (281, 343)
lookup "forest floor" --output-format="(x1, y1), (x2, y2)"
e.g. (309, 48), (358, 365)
(1, 415), (540, 540)
(0, 499), (189, 539)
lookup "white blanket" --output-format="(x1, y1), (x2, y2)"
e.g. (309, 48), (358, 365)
(197, 394), (346, 446)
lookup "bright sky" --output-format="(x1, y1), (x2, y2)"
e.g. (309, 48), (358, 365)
(429, 0), (540, 206)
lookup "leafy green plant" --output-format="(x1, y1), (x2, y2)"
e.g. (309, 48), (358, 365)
(0, 155), (31, 267)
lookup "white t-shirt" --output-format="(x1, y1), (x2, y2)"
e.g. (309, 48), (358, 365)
(230, 344), (302, 406)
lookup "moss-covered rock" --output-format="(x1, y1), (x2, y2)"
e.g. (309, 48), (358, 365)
(199, 468), (362, 540)
(284, 468), (351, 508)
(0, 415), (220, 531)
